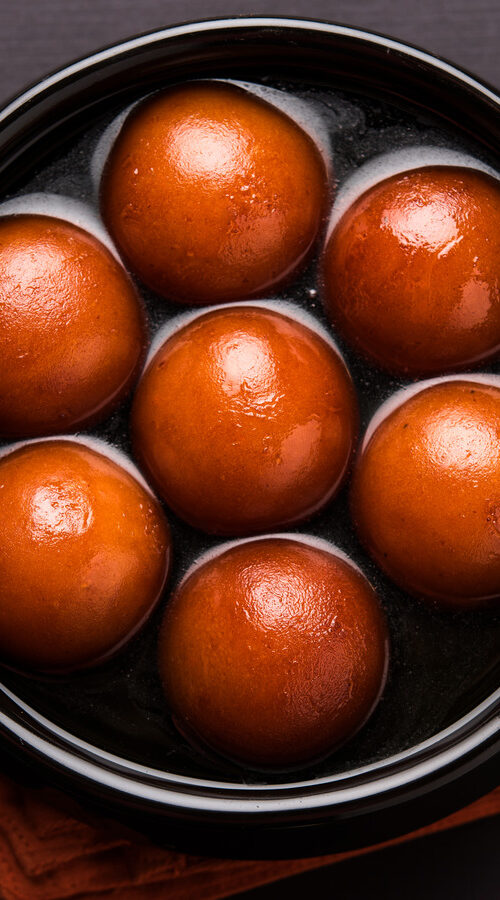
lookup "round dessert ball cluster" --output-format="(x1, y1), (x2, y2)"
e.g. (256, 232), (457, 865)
(131, 305), (358, 535)
(159, 538), (388, 768)
(352, 380), (500, 608)
(0, 440), (171, 671)
(101, 81), (327, 305)
(324, 167), (500, 376)
(0, 214), (146, 438)
(1, 74), (499, 774)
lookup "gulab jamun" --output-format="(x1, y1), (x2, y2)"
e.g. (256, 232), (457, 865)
(131, 306), (358, 535)
(101, 82), (327, 304)
(0, 214), (146, 438)
(0, 439), (171, 671)
(324, 167), (500, 375)
(159, 538), (388, 768)
(352, 379), (500, 607)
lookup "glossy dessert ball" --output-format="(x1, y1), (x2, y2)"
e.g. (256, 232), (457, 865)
(352, 380), (500, 607)
(131, 306), (358, 535)
(0, 214), (146, 438)
(324, 167), (500, 375)
(160, 538), (388, 768)
(0, 439), (171, 671)
(101, 82), (327, 304)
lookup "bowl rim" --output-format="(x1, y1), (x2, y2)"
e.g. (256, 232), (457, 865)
(1, 683), (499, 815)
(0, 15), (498, 821)
(1, 15), (499, 128)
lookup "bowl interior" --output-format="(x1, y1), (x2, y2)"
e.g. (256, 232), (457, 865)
(0, 21), (498, 794)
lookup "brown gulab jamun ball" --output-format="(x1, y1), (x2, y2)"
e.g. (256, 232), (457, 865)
(324, 167), (500, 376)
(0, 214), (146, 438)
(131, 306), (358, 535)
(101, 82), (328, 304)
(352, 380), (500, 607)
(159, 538), (388, 768)
(0, 439), (171, 671)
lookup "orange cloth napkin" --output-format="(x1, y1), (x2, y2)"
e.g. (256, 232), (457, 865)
(0, 773), (497, 900)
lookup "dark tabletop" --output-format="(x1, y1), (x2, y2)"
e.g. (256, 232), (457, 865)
(0, 1), (498, 898)
(0, 0), (498, 106)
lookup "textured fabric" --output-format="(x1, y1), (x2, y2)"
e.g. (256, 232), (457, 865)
(0, 774), (497, 900)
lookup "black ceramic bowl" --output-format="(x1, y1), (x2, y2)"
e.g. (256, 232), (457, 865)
(0, 18), (498, 859)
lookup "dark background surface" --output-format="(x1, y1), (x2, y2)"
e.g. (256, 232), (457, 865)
(0, 2), (498, 898)
(0, 0), (498, 106)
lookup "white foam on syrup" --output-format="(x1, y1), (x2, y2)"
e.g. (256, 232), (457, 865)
(0, 434), (153, 497)
(0, 193), (120, 260)
(362, 372), (500, 452)
(326, 146), (500, 242)
(90, 100), (142, 197)
(177, 531), (365, 591)
(220, 79), (332, 174)
(142, 298), (345, 373)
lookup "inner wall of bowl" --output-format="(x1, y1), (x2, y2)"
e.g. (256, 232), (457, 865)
(0, 58), (498, 786)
